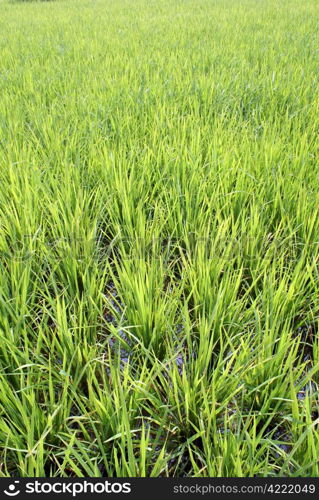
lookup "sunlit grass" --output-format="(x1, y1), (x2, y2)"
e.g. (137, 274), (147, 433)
(0, 0), (318, 477)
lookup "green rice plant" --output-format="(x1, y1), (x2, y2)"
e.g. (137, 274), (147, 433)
(0, 0), (318, 478)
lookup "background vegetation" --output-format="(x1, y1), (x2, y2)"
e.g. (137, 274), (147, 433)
(0, 0), (318, 477)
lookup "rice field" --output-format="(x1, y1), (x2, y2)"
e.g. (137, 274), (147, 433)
(0, 0), (318, 477)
